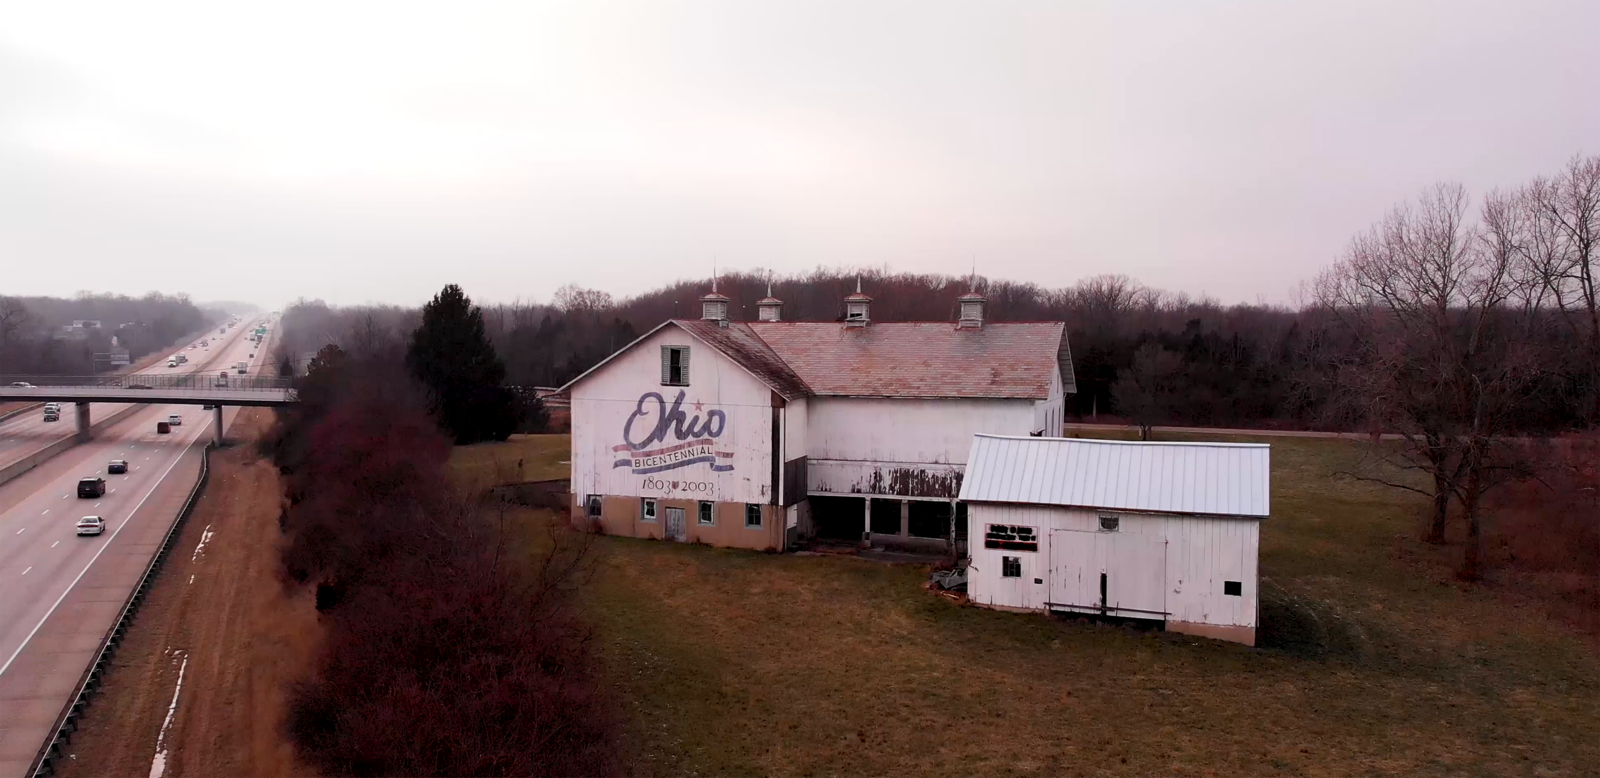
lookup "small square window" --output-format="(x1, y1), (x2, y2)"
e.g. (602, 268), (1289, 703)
(698, 501), (714, 526)
(1098, 515), (1120, 532)
(585, 495), (602, 518)
(745, 503), (762, 528)
(1224, 580), (1242, 597)
(1002, 556), (1022, 578)
(641, 498), (657, 522)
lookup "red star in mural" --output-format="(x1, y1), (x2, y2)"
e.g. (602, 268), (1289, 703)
(692, 400), (704, 412)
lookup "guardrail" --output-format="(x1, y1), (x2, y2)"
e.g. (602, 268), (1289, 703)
(27, 443), (213, 778)
(1, 375), (294, 392)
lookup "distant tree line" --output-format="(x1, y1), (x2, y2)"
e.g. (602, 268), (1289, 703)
(0, 292), (224, 374)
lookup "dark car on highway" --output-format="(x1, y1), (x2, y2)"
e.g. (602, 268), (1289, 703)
(77, 477), (106, 498)
(108, 459), (129, 474)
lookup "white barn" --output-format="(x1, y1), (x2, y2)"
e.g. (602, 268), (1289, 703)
(559, 284), (1073, 552)
(960, 434), (1269, 645)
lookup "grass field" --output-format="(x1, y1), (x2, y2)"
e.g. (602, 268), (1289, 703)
(453, 432), (1600, 777)
(446, 433), (570, 486)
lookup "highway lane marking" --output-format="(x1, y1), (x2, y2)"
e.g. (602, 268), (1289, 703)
(0, 431), (202, 680)
(14, 528), (22, 535)
(51, 541), (59, 548)
(42, 510), (48, 515)
(21, 567), (30, 576)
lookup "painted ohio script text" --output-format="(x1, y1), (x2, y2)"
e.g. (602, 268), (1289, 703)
(612, 390), (734, 474)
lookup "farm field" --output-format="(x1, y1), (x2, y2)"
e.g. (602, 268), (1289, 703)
(458, 432), (1600, 777)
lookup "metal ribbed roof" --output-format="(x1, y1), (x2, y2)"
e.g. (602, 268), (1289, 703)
(958, 435), (1270, 518)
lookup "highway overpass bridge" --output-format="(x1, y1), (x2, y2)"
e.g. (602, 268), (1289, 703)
(1, 375), (296, 446)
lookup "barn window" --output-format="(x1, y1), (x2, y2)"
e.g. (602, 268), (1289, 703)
(585, 495), (602, 518)
(745, 503), (762, 528)
(698, 500), (715, 525)
(1002, 556), (1022, 578)
(1098, 515), (1120, 532)
(1224, 581), (1242, 596)
(661, 346), (691, 386)
(641, 499), (657, 522)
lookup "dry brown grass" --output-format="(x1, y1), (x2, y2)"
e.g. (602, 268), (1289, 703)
(480, 433), (1600, 777)
(446, 433), (569, 488)
(56, 409), (320, 778)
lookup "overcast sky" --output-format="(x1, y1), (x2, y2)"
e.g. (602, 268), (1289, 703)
(2, 1), (1596, 309)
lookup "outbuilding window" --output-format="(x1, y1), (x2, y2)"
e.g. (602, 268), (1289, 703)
(661, 346), (690, 386)
(745, 503), (762, 528)
(585, 495), (602, 518)
(1098, 515), (1120, 532)
(1224, 581), (1242, 596)
(641, 498), (657, 522)
(698, 501), (714, 526)
(1002, 556), (1022, 578)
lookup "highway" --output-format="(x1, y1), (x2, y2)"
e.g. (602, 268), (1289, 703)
(0, 315), (275, 778)
(0, 325), (258, 474)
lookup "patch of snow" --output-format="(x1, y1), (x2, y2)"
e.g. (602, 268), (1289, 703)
(190, 525), (214, 563)
(148, 650), (188, 778)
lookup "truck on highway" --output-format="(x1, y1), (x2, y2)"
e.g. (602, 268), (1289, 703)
(236, 361), (249, 374)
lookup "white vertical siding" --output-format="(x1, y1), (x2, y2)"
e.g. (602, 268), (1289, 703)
(808, 397), (1035, 465)
(967, 504), (1259, 630)
(1032, 366), (1064, 435)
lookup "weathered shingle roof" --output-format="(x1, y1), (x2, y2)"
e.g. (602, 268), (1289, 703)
(959, 435), (1271, 518)
(559, 317), (1070, 403)
(746, 321), (1065, 400)
(674, 320), (812, 399)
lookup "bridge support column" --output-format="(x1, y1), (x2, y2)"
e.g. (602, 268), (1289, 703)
(75, 402), (91, 443)
(213, 405), (225, 447)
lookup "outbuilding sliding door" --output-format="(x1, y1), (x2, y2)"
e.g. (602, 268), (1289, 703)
(1048, 529), (1167, 619)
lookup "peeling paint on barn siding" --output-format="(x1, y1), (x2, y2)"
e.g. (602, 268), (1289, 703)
(865, 467), (964, 498)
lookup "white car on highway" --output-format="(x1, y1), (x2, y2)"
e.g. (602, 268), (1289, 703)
(168, 414), (183, 426)
(9, 381), (33, 388)
(76, 516), (106, 536)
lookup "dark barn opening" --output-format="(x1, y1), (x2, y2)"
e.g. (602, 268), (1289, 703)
(907, 501), (952, 539)
(869, 498), (902, 535)
(810, 495), (866, 540)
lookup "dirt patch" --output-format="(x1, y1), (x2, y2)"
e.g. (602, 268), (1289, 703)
(55, 408), (320, 778)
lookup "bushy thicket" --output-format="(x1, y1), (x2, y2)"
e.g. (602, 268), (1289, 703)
(268, 344), (618, 776)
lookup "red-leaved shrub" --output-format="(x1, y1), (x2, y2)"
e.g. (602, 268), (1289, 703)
(270, 349), (619, 776)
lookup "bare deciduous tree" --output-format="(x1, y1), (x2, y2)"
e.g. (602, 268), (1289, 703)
(1113, 342), (1183, 440)
(1315, 182), (1547, 578)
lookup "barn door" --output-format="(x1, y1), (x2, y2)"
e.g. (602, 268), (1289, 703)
(664, 507), (687, 542)
(1105, 534), (1167, 618)
(1049, 530), (1167, 619)
(1049, 530), (1107, 611)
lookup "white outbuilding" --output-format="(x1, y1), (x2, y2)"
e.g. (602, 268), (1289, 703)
(959, 434), (1269, 645)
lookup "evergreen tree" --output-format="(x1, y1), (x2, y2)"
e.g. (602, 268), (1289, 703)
(406, 284), (520, 444)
